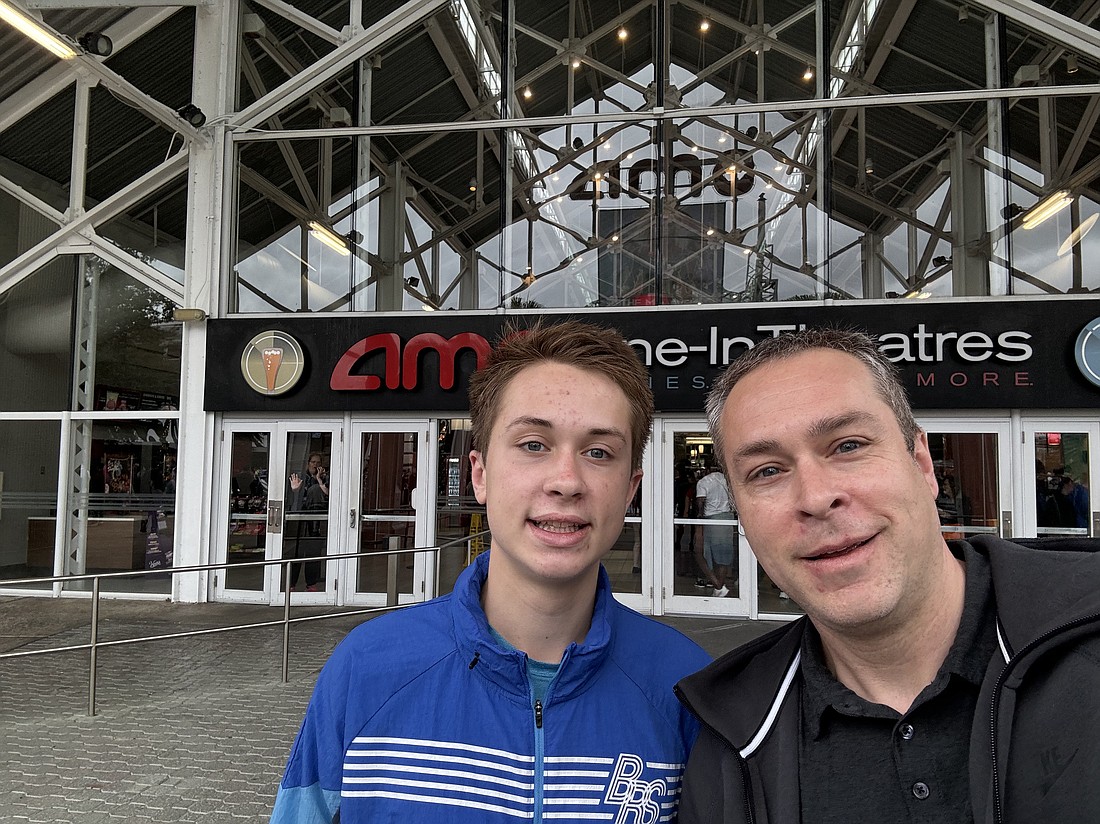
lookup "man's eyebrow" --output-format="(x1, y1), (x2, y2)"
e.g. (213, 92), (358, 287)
(730, 411), (879, 463)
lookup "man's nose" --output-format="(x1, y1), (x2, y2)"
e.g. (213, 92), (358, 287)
(794, 460), (848, 517)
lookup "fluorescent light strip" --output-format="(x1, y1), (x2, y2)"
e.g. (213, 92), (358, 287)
(307, 221), (350, 256)
(0, 0), (77, 59)
(1021, 190), (1073, 230)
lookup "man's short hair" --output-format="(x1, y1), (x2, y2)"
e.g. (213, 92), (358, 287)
(705, 328), (919, 474)
(468, 320), (653, 472)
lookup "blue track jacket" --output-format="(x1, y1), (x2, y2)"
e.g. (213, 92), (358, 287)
(271, 552), (711, 823)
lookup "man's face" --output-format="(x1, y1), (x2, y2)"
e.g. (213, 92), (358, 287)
(470, 361), (642, 591)
(719, 349), (943, 634)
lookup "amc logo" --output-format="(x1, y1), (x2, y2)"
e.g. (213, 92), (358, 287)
(330, 332), (491, 391)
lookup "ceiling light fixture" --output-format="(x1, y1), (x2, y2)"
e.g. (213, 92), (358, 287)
(177, 103), (207, 128)
(308, 221), (351, 256)
(617, 26), (628, 40)
(571, 57), (580, 68)
(0, 0), (76, 59)
(523, 85), (532, 99)
(468, 177), (477, 192)
(78, 30), (112, 56)
(1066, 54), (1079, 74)
(699, 19), (710, 32)
(802, 66), (814, 81)
(958, 5), (969, 22)
(1022, 190), (1073, 230)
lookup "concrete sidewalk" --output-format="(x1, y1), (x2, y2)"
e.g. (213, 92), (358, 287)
(0, 596), (780, 823)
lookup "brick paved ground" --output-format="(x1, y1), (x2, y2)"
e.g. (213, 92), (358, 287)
(0, 597), (778, 823)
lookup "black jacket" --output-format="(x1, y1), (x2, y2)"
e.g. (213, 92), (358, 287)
(674, 537), (1100, 824)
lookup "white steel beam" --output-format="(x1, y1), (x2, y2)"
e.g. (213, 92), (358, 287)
(0, 150), (189, 296)
(977, 0), (1100, 55)
(0, 7), (178, 134)
(85, 231), (186, 302)
(24, 0), (210, 7)
(233, 0), (448, 131)
(0, 172), (66, 224)
(248, 0), (343, 46)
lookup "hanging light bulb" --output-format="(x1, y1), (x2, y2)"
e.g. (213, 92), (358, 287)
(617, 26), (628, 41)
(700, 19), (711, 32)
(523, 85), (532, 99)
(803, 66), (814, 81)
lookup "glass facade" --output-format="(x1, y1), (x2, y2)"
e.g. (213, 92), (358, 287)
(2, 0), (1099, 610)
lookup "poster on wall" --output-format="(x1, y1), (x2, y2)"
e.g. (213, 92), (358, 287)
(103, 454), (133, 494)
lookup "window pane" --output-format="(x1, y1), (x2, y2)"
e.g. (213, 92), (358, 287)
(0, 420), (61, 589)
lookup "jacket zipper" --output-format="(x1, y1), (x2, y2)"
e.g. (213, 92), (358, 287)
(676, 692), (756, 824)
(989, 611), (1100, 823)
(533, 698), (545, 822)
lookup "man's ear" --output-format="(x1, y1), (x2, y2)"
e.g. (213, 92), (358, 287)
(469, 450), (488, 505)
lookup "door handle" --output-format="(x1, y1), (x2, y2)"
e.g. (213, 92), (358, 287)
(267, 500), (283, 534)
(349, 508), (357, 529)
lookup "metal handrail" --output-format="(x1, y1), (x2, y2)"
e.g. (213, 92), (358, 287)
(0, 530), (491, 716)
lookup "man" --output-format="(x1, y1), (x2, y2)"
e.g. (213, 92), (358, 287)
(693, 460), (736, 597)
(676, 328), (1100, 824)
(271, 320), (709, 823)
(287, 452), (329, 592)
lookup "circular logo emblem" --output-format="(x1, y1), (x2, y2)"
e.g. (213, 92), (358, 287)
(1074, 318), (1100, 389)
(241, 331), (305, 396)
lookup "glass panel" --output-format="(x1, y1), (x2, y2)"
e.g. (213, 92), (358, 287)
(86, 257), (181, 412)
(98, 180), (188, 285)
(66, 418), (178, 594)
(225, 432), (269, 591)
(434, 419), (485, 597)
(0, 260), (75, 412)
(1034, 432), (1091, 536)
(356, 431), (417, 597)
(926, 432), (1001, 538)
(0, 189), (62, 274)
(282, 433), (333, 592)
(0, 420), (61, 589)
(604, 489), (643, 596)
(670, 432), (739, 599)
(758, 560), (800, 615)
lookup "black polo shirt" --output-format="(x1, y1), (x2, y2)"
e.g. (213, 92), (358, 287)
(799, 544), (996, 824)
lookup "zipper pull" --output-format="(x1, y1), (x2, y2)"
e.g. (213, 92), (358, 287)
(534, 699), (543, 729)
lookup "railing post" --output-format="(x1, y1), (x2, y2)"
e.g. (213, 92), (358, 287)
(386, 536), (400, 606)
(282, 560), (292, 683)
(88, 576), (100, 716)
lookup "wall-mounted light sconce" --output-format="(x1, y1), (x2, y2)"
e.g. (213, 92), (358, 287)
(176, 103), (206, 128)
(78, 30), (112, 56)
(308, 221), (352, 256)
(1022, 190), (1073, 230)
(172, 308), (208, 322)
(0, 0), (76, 58)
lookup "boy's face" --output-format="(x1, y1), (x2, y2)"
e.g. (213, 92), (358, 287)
(470, 361), (642, 591)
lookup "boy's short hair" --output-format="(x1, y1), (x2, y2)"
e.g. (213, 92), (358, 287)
(468, 320), (654, 472)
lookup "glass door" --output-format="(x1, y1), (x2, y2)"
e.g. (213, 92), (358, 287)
(660, 423), (750, 616)
(918, 418), (1012, 542)
(1020, 419), (1099, 539)
(215, 421), (342, 604)
(344, 422), (433, 606)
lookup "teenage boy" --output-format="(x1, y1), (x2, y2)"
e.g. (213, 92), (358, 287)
(272, 320), (710, 823)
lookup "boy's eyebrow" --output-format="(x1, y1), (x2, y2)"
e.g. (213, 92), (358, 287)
(729, 411), (878, 463)
(502, 416), (628, 442)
